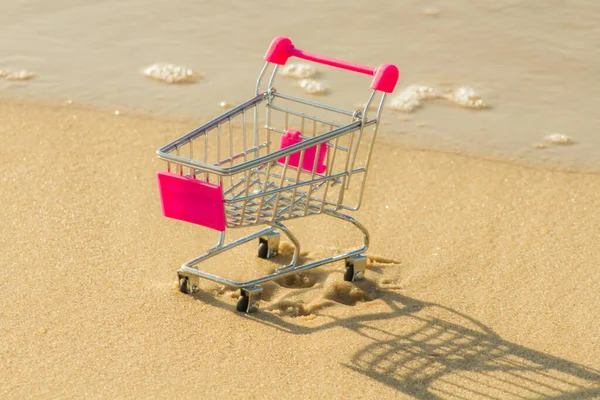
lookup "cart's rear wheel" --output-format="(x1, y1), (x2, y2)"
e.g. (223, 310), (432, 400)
(258, 232), (280, 259)
(343, 263), (355, 282)
(178, 275), (191, 294)
(257, 241), (269, 259)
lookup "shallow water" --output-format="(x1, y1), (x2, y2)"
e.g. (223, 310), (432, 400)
(1, 0), (599, 169)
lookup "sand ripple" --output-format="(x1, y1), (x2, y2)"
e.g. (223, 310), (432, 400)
(203, 247), (405, 319)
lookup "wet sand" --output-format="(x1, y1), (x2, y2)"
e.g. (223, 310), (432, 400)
(1, 100), (599, 398)
(1, 0), (600, 169)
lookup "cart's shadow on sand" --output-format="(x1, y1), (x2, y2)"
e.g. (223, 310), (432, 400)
(193, 279), (600, 399)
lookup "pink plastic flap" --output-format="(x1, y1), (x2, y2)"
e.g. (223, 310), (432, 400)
(277, 129), (328, 174)
(157, 172), (226, 231)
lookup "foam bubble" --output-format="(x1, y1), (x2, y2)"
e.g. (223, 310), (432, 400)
(388, 85), (438, 112)
(545, 133), (574, 145)
(5, 70), (36, 81)
(388, 85), (488, 113)
(423, 7), (441, 16)
(280, 63), (318, 79)
(442, 86), (488, 109)
(0, 70), (8, 78)
(143, 63), (203, 84)
(298, 79), (328, 95)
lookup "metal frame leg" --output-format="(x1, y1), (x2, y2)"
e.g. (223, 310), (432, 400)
(322, 210), (370, 282)
(176, 210), (370, 312)
(323, 210), (370, 251)
(178, 210), (369, 288)
(268, 221), (301, 272)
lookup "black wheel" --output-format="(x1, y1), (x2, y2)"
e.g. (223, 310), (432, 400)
(257, 240), (269, 259)
(343, 263), (355, 282)
(236, 294), (249, 312)
(178, 276), (190, 294)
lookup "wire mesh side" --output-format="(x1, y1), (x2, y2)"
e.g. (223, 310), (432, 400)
(158, 92), (383, 228)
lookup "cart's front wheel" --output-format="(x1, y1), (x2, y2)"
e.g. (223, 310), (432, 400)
(178, 274), (198, 295)
(236, 293), (249, 312)
(257, 232), (280, 259)
(236, 286), (263, 313)
(178, 275), (191, 294)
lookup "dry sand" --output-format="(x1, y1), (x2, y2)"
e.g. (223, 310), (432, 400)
(1, 100), (599, 398)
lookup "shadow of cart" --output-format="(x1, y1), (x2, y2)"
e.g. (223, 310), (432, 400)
(196, 284), (600, 399)
(343, 294), (600, 399)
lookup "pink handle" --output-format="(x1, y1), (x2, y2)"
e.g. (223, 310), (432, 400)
(264, 36), (399, 93)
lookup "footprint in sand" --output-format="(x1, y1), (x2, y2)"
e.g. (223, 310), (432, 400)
(367, 254), (402, 268)
(263, 254), (403, 317)
(275, 272), (318, 289)
(367, 255), (404, 289)
(272, 242), (318, 289)
(203, 250), (403, 318)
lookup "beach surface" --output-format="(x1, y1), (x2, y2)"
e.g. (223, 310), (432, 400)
(1, 101), (598, 398)
(1, 0), (600, 169)
(1, 0), (600, 398)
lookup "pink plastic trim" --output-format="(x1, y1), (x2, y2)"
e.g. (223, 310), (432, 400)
(291, 48), (375, 75)
(370, 64), (399, 93)
(157, 172), (226, 231)
(264, 36), (399, 93)
(264, 37), (293, 65)
(277, 129), (328, 174)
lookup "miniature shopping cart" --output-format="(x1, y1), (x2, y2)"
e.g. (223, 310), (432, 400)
(157, 36), (399, 312)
